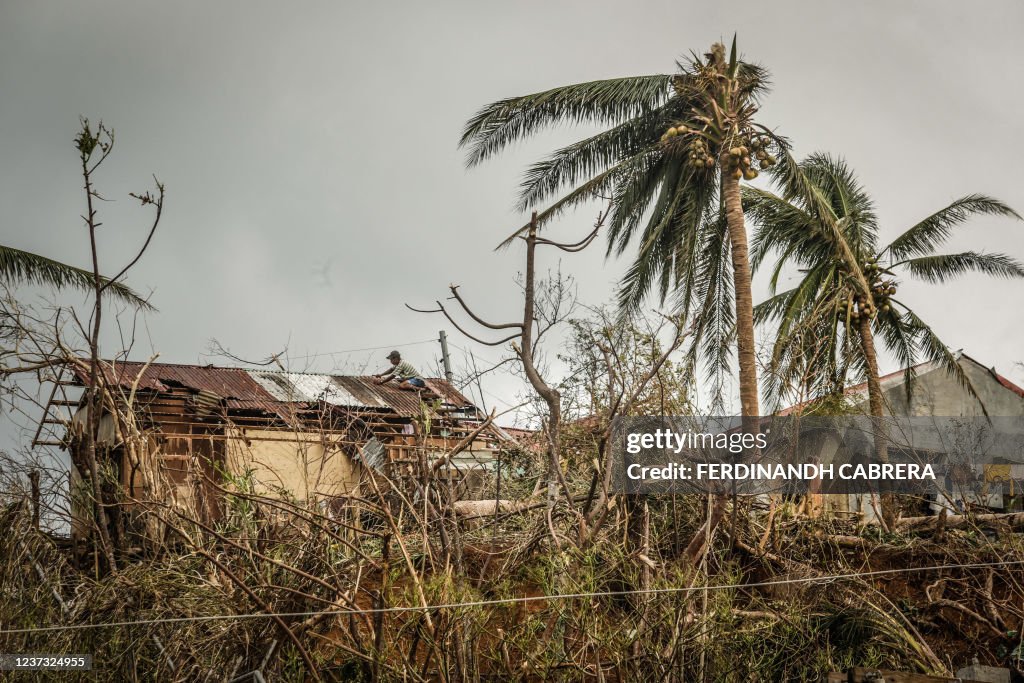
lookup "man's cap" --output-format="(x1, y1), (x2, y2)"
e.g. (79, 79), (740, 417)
(387, 350), (401, 360)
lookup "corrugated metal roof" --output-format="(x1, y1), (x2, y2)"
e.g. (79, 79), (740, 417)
(249, 371), (369, 407)
(70, 360), (478, 419)
(357, 437), (386, 470)
(79, 361), (277, 401)
(995, 373), (1024, 399)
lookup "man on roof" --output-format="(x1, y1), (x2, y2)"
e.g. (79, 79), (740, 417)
(373, 351), (427, 391)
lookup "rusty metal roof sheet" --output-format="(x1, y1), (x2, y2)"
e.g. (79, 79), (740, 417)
(70, 361), (477, 419)
(76, 361), (274, 400)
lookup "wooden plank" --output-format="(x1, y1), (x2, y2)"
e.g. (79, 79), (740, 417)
(844, 668), (987, 683)
(29, 470), (40, 530)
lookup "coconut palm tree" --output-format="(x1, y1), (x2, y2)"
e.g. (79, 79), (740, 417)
(0, 244), (150, 307)
(460, 38), (791, 421)
(749, 153), (1023, 417)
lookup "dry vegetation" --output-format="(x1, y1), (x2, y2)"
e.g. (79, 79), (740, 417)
(4, 456), (1024, 681)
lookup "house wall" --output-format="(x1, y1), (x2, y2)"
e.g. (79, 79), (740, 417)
(842, 358), (1024, 517)
(69, 397), (497, 536)
(71, 411), (362, 538)
(224, 428), (361, 500)
(879, 358), (1024, 417)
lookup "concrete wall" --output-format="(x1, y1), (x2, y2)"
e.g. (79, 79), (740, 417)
(840, 357), (1023, 517)
(224, 428), (361, 500)
(71, 415), (362, 539)
(875, 357), (1024, 418)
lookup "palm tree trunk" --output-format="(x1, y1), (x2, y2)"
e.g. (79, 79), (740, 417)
(856, 313), (895, 529)
(857, 314), (884, 423)
(721, 169), (760, 424)
(678, 166), (759, 568)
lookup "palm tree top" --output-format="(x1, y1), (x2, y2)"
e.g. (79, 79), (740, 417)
(460, 37), (783, 415)
(751, 152), (1022, 409)
(459, 37), (782, 251)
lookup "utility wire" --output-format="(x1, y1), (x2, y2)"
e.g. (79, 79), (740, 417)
(291, 339), (437, 360)
(3, 558), (1022, 636)
(245, 339), (438, 365)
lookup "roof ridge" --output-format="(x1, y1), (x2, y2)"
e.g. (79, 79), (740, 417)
(90, 358), (250, 371)
(247, 367), (450, 382)
(841, 358), (936, 396)
(778, 355), (1024, 414)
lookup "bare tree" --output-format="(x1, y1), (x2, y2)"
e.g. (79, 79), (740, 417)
(68, 119), (164, 569)
(409, 211), (603, 542)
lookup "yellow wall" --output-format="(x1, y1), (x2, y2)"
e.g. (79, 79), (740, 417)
(224, 428), (361, 500)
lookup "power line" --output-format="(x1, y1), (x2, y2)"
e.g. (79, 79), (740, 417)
(3, 558), (1021, 636)
(258, 339), (438, 364)
(446, 341), (507, 368)
(443, 341), (522, 410)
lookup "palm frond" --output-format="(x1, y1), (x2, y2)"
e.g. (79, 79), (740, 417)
(685, 213), (734, 409)
(605, 152), (671, 257)
(744, 186), (819, 271)
(886, 195), (1021, 261)
(660, 170), (717, 319)
(495, 149), (656, 249)
(516, 104), (671, 211)
(0, 244), (154, 309)
(899, 251), (1024, 283)
(756, 290), (844, 411)
(798, 153), (877, 249)
(902, 309), (982, 407)
(616, 159), (702, 313)
(736, 62), (771, 101)
(753, 287), (796, 326)
(766, 147), (864, 253)
(875, 303), (920, 403)
(775, 262), (833, 343)
(460, 75), (672, 167)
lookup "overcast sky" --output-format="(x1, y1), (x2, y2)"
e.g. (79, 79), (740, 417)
(2, 1), (1023, 433)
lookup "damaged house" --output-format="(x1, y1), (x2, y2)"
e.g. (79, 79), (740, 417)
(779, 352), (1024, 516)
(35, 360), (509, 538)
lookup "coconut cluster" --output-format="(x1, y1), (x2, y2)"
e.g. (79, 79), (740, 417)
(865, 257), (896, 313)
(660, 125), (688, 143)
(659, 126), (777, 180)
(659, 126), (714, 170)
(724, 135), (776, 181)
(836, 256), (896, 324)
(837, 293), (874, 324)
(688, 137), (716, 169)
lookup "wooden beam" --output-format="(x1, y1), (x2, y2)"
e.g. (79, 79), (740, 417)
(897, 511), (1024, 530)
(839, 667), (987, 682)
